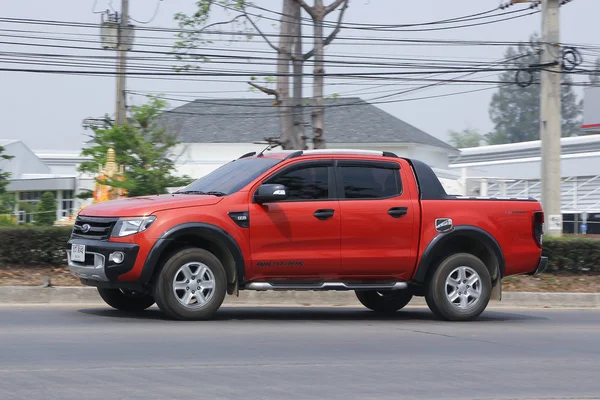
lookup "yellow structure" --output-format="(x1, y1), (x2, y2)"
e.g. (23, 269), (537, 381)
(93, 148), (128, 203)
(54, 148), (127, 225)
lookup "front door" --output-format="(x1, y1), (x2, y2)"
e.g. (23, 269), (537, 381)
(249, 160), (341, 280)
(336, 160), (419, 280)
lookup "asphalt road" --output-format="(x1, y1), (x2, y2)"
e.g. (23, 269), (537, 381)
(1, 306), (599, 400)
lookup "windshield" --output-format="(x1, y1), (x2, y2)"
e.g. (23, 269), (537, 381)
(177, 157), (281, 195)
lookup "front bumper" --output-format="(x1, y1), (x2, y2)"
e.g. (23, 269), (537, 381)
(527, 256), (548, 277)
(67, 239), (139, 283)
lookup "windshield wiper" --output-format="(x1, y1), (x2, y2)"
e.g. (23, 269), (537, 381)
(204, 191), (228, 197)
(175, 190), (228, 197)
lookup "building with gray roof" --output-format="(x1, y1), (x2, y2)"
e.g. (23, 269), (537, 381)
(157, 97), (460, 190)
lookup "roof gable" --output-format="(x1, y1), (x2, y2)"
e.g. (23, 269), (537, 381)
(0, 140), (51, 178)
(157, 97), (455, 151)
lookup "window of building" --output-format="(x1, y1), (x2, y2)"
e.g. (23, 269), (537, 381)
(267, 165), (330, 201)
(340, 166), (401, 199)
(61, 190), (74, 218)
(17, 191), (59, 223)
(18, 191), (45, 204)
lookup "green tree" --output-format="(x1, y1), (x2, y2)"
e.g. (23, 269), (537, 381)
(486, 33), (583, 145)
(78, 97), (192, 197)
(449, 128), (485, 148)
(35, 192), (57, 226)
(0, 193), (16, 214)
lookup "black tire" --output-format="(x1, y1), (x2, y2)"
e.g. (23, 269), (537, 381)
(425, 253), (492, 321)
(355, 289), (413, 313)
(97, 288), (155, 312)
(153, 247), (227, 321)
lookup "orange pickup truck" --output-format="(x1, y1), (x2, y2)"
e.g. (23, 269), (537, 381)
(68, 149), (547, 321)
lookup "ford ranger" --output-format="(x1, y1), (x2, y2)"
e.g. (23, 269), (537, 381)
(67, 149), (547, 321)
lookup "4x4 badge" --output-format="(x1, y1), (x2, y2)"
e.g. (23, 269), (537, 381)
(435, 218), (453, 233)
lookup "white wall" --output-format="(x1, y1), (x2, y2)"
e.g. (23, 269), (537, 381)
(450, 152), (600, 180)
(584, 86), (600, 126)
(171, 142), (454, 180)
(405, 146), (450, 170)
(171, 143), (269, 179)
(1, 141), (51, 178)
(318, 142), (451, 170)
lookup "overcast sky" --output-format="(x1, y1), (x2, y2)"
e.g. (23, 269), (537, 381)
(0, 0), (596, 151)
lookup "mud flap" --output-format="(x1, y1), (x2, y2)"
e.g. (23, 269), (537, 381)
(490, 278), (502, 301)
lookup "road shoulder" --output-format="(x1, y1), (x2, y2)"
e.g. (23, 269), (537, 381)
(1, 286), (599, 308)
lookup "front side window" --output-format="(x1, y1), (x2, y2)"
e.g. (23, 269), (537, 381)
(341, 165), (401, 199)
(179, 157), (281, 195)
(268, 165), (329, 201)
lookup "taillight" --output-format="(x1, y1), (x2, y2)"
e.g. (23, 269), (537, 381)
(532, 211), (544, 248)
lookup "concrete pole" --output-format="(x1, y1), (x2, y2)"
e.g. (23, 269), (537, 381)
(115, 0), (129, 126)
(540, 0), (563, 237)
(480, 178), (488, 197)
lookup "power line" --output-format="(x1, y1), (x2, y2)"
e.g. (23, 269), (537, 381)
(129, 0), (162, 24)
(246, 3), (504, 29)
(243, 2), (537, 32)
(91, 0), (103, 14)
(144, 85), (507, 120)
(0, 65), (525, 77)
(0, 28), (532, 64)
(0, 16), (547, 46)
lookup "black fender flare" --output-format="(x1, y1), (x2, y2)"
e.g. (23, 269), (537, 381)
(413, 226), (505, 284)
(139, 222), (246, 285)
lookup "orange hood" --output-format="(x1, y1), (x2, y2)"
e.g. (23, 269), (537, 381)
(78, 194), (223, 217)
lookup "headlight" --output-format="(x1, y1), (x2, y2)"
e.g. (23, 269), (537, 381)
(112, 216), (156, 238)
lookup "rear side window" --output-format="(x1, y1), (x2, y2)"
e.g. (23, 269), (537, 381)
(267, 165), (329, 201)
(340, 165), (401, 199)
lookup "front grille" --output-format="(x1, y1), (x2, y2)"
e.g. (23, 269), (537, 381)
(72, 216), (119, 240)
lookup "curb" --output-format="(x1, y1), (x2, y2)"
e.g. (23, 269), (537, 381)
(0, 286), (599, 308)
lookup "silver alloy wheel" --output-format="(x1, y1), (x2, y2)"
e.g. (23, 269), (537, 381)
(172, 262), (215, 308)
(444, 266), (482, 310)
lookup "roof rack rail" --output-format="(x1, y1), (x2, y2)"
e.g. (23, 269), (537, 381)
(283, 149), (400, 159)
(284, 150), (304, 160)
(238, 151), (257, 159)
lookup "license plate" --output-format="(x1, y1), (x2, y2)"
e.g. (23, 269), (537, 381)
(71, 244), (86, 262)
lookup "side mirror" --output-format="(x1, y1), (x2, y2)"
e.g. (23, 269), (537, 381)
(254, 184), (288, 204)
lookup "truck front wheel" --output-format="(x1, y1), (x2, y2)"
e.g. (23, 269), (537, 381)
(355, 290), (413, 313)
(153, 247), (227, 321)
(97, 288), (155, 312)
(425, 253), (492, 321)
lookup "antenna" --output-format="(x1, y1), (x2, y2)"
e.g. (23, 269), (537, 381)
(257, 142), (280, 157)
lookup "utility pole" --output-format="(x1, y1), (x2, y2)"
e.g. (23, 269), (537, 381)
(115, 0), (130, 126)
(540, 0), (563, 237)
(508, 0), (563, 236)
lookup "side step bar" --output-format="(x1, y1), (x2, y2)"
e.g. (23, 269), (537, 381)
(246, 282), (408, 291)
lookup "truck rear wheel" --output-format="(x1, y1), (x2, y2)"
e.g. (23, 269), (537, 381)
(97, 288), (155, 312)
(355, 290), (413, 313)
(153, 247), (227, 321)
(425, 253), (491, 321)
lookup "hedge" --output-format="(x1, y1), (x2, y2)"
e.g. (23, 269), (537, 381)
(0, 227), (599, 274)
(0, 226), (72, 266)
(542, 236), (600, 275)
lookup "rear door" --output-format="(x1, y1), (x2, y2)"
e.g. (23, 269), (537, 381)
(248, 160), (341, 279)
(336, 159), (420, 279)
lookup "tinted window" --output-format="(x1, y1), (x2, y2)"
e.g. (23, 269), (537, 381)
(180, 157), (280, 195)
(341, 166), (401, 199)
(268, 166), (329, 201)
